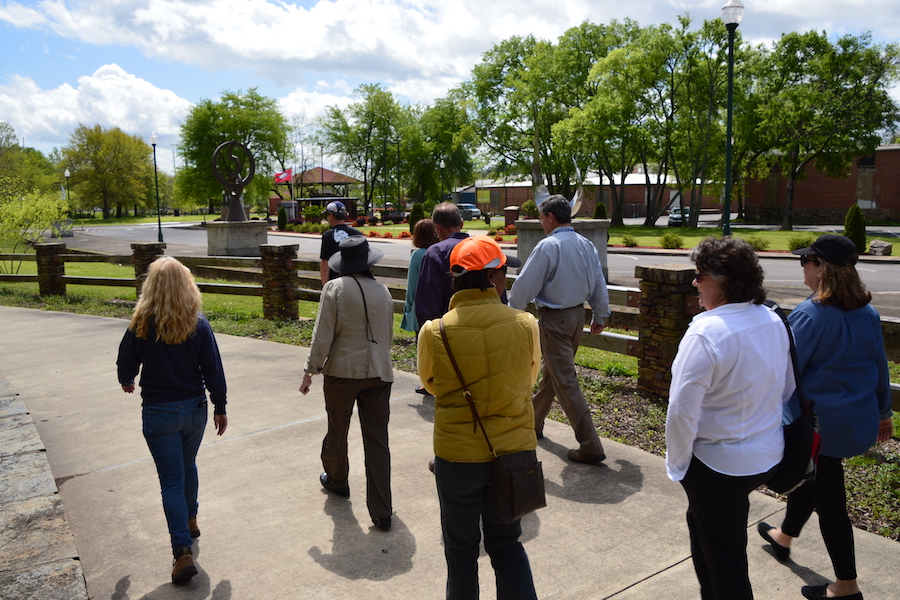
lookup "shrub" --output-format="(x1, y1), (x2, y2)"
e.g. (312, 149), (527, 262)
(521, 200), (539, 218)
(844, 204), (867, 253)
(302, 204), (323, 222)
(382, 231), (394, 239)
(355, 217), (367, 227)
(287, 217), (303, 225)
(505, 224), (517, 235)
(788, 234), (818, 251)
(744, 235), (770, 252)
(399, 231), (411, 239)
(622, 234), (638, 247)
(277, 206), (287, 231)
(494, 235), (504, 242)
(593, 202), (608, 219)
(409, 202), (425, 233)
(659, 232), (683, 249)
(368, 230), (380, 238)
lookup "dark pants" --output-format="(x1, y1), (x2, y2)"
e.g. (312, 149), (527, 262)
(680, 456), (773, 600)
(433, 457), (537, 600)
(533, 305), (603, 455)
(321, 375), (392, 520)
(142, 396), (207, 551)
(781, 455), (857, 580)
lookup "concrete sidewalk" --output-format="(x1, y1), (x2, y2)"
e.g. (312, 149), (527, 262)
(1, 306), (898, 599)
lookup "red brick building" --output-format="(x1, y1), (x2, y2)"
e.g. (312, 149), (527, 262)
(744, 144), (900, 223)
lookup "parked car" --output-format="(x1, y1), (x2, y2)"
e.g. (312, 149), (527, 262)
(457, 203), (482, 220)
(667, 207), (690, 227)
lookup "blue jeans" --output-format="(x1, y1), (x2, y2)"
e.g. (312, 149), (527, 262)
(434, 457), (537, 600)
(142, 396), (208, 550)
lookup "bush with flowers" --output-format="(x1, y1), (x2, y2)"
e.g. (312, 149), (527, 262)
(399, 231), (411, 238)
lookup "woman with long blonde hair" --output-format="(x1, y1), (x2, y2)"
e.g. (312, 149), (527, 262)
(117, 256), (228, 584)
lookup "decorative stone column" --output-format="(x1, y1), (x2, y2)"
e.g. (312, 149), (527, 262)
(35, 243), (66, 296)
(131, 242), (166, 299)
(260, 244), (299, 321)
(636, 264), (698, 399)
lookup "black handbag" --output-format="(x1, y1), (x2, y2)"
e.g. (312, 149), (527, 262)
(764, 301), (822, 495)
(439, 319), (547, 524)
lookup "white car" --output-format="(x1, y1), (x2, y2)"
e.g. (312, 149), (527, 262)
(457, 203), (482, 220)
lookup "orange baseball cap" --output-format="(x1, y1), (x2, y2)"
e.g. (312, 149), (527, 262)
(450, 236), (521, 276)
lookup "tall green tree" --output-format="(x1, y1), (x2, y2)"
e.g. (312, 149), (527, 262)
(61, 124), (151, 219)
(755, 32), (900, 230)
(178, 88), (294, 212)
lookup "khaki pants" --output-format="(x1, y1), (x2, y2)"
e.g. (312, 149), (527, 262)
(533, 305), (604, 455)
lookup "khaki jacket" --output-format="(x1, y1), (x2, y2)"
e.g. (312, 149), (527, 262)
(418, 288), (540, 462)
(305, 274), (394, 382)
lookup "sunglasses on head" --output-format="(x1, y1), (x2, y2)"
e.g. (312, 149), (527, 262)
(800, 255), (820, 266)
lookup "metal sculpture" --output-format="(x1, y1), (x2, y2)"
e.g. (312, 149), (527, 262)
(212, 141), (256, 222)
(533, 160), (583, 215)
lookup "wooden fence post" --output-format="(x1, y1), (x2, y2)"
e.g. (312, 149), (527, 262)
(260, 244), (299, 320)
(35, 242), (66, 296)
(636, 264), (698, 399)
(131, 243), (166, 299)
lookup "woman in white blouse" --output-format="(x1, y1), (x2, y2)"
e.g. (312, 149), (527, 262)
(665, 236), (794, 600)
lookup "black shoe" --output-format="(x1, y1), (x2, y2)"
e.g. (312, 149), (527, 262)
(801, 584), (862, 600)
(756, 522), (790, 561)
(372, 516), (392, 531)
(536, 431), (544, 440)
(320, 472), (350, 497)
(567, 449), (606, 464)
(415, 386), (428, 395)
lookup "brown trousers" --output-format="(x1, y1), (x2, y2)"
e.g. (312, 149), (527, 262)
(533, 305), (604, 455)
(321, 375), (392, 519)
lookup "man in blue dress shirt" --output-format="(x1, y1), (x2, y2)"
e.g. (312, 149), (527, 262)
(509, 195), (610, 464)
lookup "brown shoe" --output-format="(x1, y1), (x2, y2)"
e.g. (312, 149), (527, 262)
(567, 449), (606, 464)
(188, 516), (200, 539)
(171, 547), (198, 584)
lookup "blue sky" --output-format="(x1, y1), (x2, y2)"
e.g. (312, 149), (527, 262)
(2, 0), (899, 173)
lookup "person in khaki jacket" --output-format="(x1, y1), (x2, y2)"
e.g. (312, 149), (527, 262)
(301, 236), (394, 531)
(418, 236), (539, 600)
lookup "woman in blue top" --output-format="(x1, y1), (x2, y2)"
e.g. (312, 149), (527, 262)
(401, 218), (439, 333)
(117, 257), (228, 584)
(757, 235), (893, 600)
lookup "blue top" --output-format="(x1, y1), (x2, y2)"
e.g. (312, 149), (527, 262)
(509, 226), (610, 324)
(787, 298), (892, 458)
(401, 247), (427, 332)
(117, 315), (228, 414)
(414, 232), (469, 326)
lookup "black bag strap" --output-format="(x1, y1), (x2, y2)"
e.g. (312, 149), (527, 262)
(438, 318), (497, 458)
(764, 300), (812, 416)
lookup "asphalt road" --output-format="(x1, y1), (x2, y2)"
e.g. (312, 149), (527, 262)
(67, 221), (900, 318)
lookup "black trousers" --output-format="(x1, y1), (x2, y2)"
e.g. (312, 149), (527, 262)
(680, 456), (773, 600)
(781, 455), (857, 581)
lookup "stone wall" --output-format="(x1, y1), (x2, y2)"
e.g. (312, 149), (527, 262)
(34, 243), (66, 296)
(260, 244), (300, 320)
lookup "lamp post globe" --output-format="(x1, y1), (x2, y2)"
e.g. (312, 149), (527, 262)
(149, 132), (163, 243)
(721, 0), (744, 237)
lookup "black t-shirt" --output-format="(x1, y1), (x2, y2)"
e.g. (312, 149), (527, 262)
(320, 223), (363, 280)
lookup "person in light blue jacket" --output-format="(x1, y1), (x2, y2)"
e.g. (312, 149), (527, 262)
(757, 235), (893, 600)
(401, 218), (439, 334)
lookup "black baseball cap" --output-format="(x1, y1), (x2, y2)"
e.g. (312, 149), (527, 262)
(792, 234), (858, 266)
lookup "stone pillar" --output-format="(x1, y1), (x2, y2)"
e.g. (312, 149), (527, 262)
(35, 243), (66, 296)
(515, 218), (610, 280)
(131, 243), (166, 299)
(636, 264), (698, 399)
(260, 244), (299, 321)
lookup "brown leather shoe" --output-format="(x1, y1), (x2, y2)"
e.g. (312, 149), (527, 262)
(188, 516), (200, 539)
(567, 449), (606, 464)
(171, 548), (198, 584)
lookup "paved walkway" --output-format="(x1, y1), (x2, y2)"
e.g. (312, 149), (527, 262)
(1, 306), (898, 599)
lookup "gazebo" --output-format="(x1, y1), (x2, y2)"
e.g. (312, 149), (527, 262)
(295, 167), (360, 198)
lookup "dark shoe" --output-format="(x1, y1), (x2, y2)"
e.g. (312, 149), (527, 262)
(757, 522), (790, 561)
(171, 547), (197, 584)
(372, 516), (392, 531)
(801, 584), (863, 600)
(320, 472), (350, 497)
(188, 516), (200, 539)
(536, 431), (544, 440)
(428, 459), (435, 474)
(567, 449), (606, 464)
(415, 386), (428, 395)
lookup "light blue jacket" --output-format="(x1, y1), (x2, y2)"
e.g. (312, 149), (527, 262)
(787, 298), (893, 458)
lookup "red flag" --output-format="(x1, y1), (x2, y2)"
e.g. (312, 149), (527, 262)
(274, 169), (292, 184)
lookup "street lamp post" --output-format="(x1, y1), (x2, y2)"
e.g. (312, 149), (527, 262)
(721, 0), (744, 237)
(149, 133), (163, 243)
(440, 159), (446, 201)
(63, 169), (70, 206)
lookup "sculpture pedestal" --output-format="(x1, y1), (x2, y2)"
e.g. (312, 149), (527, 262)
(206, 221), (268, 257)
(515, 219), (609, 280)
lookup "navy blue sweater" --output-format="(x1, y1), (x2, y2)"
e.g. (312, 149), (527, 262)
(117, 315), (227, 414)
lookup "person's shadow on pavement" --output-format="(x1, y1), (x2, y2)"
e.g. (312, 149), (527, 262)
(539, 437), (644, 504)
(308, 494), (415, 580)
